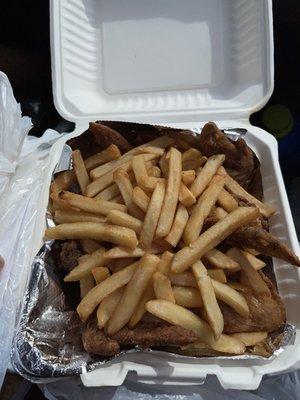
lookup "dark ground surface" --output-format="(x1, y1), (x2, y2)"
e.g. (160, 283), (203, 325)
(0, 1), (299, 399)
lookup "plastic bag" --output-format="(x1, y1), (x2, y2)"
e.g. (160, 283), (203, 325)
(0, 72), (60, 388)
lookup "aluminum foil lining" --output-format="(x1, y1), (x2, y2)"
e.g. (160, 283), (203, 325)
(11, 127), (296, 382)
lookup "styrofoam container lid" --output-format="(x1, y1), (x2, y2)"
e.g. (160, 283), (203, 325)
(50, 0), (274, 126)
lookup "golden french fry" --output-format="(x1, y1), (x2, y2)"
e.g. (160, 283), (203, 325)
(184, 175), (226, 244)
(54, 209), (106, 224)
(245, 248), (260, 256)
(182, 148), (202, 162)
(182, 156), (207, 171)
(107, 210), (143, 234)
(231, 332), (268, 347)
(212, 207), (228, 220)
(157, 251), (173, 275)
(107, 254), (159, 335)
(105, 246), (145, 259)
(132, 155), (165, 192)
(251, 343), (270, 357)
(179, 183), (197, 207)
(136, 146), (165, 156)
(169, 272), (197, 287)
(45, 222), (138, 249)
(132, 186), (150, 212)
(146, 299), (215, 346)
(77, 262), (138, 321)
(72, 150), (90, 193)
(207, 269), (227, 283)
(192, 261), (224, 339)
(165, 205), (189, 247)
(114, 169), (145, 219)
(211, 279), (250, 317)
(140, 181), (165, 249)
(171, 207), (259, 273)
(97, 287), (124, 329)
(51, 170), (76, 192)
(156, 148), (182, 238)
(173, 286), (203, 308)
(96, 184), (120, 201)
(182, 170), (196, 186)
(128, 283), (155, 328)
(190, 154), (225, 198)
(182, 334), (246, 355)
(80, 274), (95, 299)
(227, 282), (249, 293)
(148, 165), (162, 178)
(58, 191), (127, 215)
(223, 169), (275, 217)
(80, 239), (102, 254)
(217, 189), (238, 212)
(85, 144), (121, 172)
(64, 247), (106, 281)
(107, 258), (136, 273)
(91, 267), (110, 284)
(153, 271), (175, 303)
(226, 247), (266, 270)
(90, 136), (173, 179)
(159, 152), (169, 177)
(228, 249), (271, 296)
(203, 248), (240, 270)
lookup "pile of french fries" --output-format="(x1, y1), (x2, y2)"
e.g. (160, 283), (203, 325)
(46, 134), (277, 356)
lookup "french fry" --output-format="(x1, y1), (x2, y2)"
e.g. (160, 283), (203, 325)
(211, 279), (250, 317)
(192, 261), (224, 339)
(157, 251), (174, 275)
(207, 269), (227, 283)
(169, 272), (197, 288)
(184, 175), (226, 244)
(159, 152), (169, 177)
(92, 267), (110, 284)
(223, 169), (275, 217)
(171, 207), (259, 273)
(227, 282), (249, 293)
(146, 300), (215, 346)
(213, 207), (228, 220)
(58, 191), (127, 215)
(226, 247), (266, 270)
(96, 184), (120, 201)
(251, 343), (270, 357)
(228, 249), (271, 296)
(80, 239), (102, 254)
(132, 155), (165, 192)
(72, 150), (90, 193)
(132, 186), (150, 212)
(190, 154), (225, 198)
(114, 169), (145, 219)
(203, 248), (240, 270)
(245, 248), (260, 256)
(182, 334), (246, 355)
(97, 287), (124, 329)
(86, 144), (121, 172)
(108, 258), (136, 273)
(54, 209), (106, 224)
(51, 170), (76, 192)
(140, 181), (165, 249)
(231, 332), (268, 347)
(64, 247), (106, 281)
(77, 262), (138, 321)
(182, 148), (202, 162)
(136, 146), (165, 156)
(182, 170), (196, 186)
(148, 165), (162, 178)
(90, 136), (173, 179)
(107, 254), (159, 335)
(182, 156), (207, 171)
(165, 205), (189, 247)
(45, 222), (138, 249)
(173, 286), (203, 308)
(80, 274), (95, 298)
(104, 242), (165, 259)
(107, 210), (143, 234)
(156, 148), (182, 238)
(179, 183), (197, 207)
(217, 189), (238, 212)
(153, 272), (175, 303)
(128, 283), (155, 328)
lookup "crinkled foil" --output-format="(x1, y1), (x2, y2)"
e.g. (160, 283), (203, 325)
(11, 127), (296, 382)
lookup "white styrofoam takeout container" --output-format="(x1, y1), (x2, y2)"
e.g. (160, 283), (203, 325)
(49, 0), (300, 390)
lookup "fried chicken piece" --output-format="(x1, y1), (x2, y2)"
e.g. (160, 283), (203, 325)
(199, 122), (260, 194)
(223, 273), (286, 333)
(59, 241), (82, 271)
(83, 320), (120, 356)
(90, 122), (131, 153)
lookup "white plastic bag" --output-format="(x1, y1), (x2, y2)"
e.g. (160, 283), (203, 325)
(0, 72), (60, 388)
